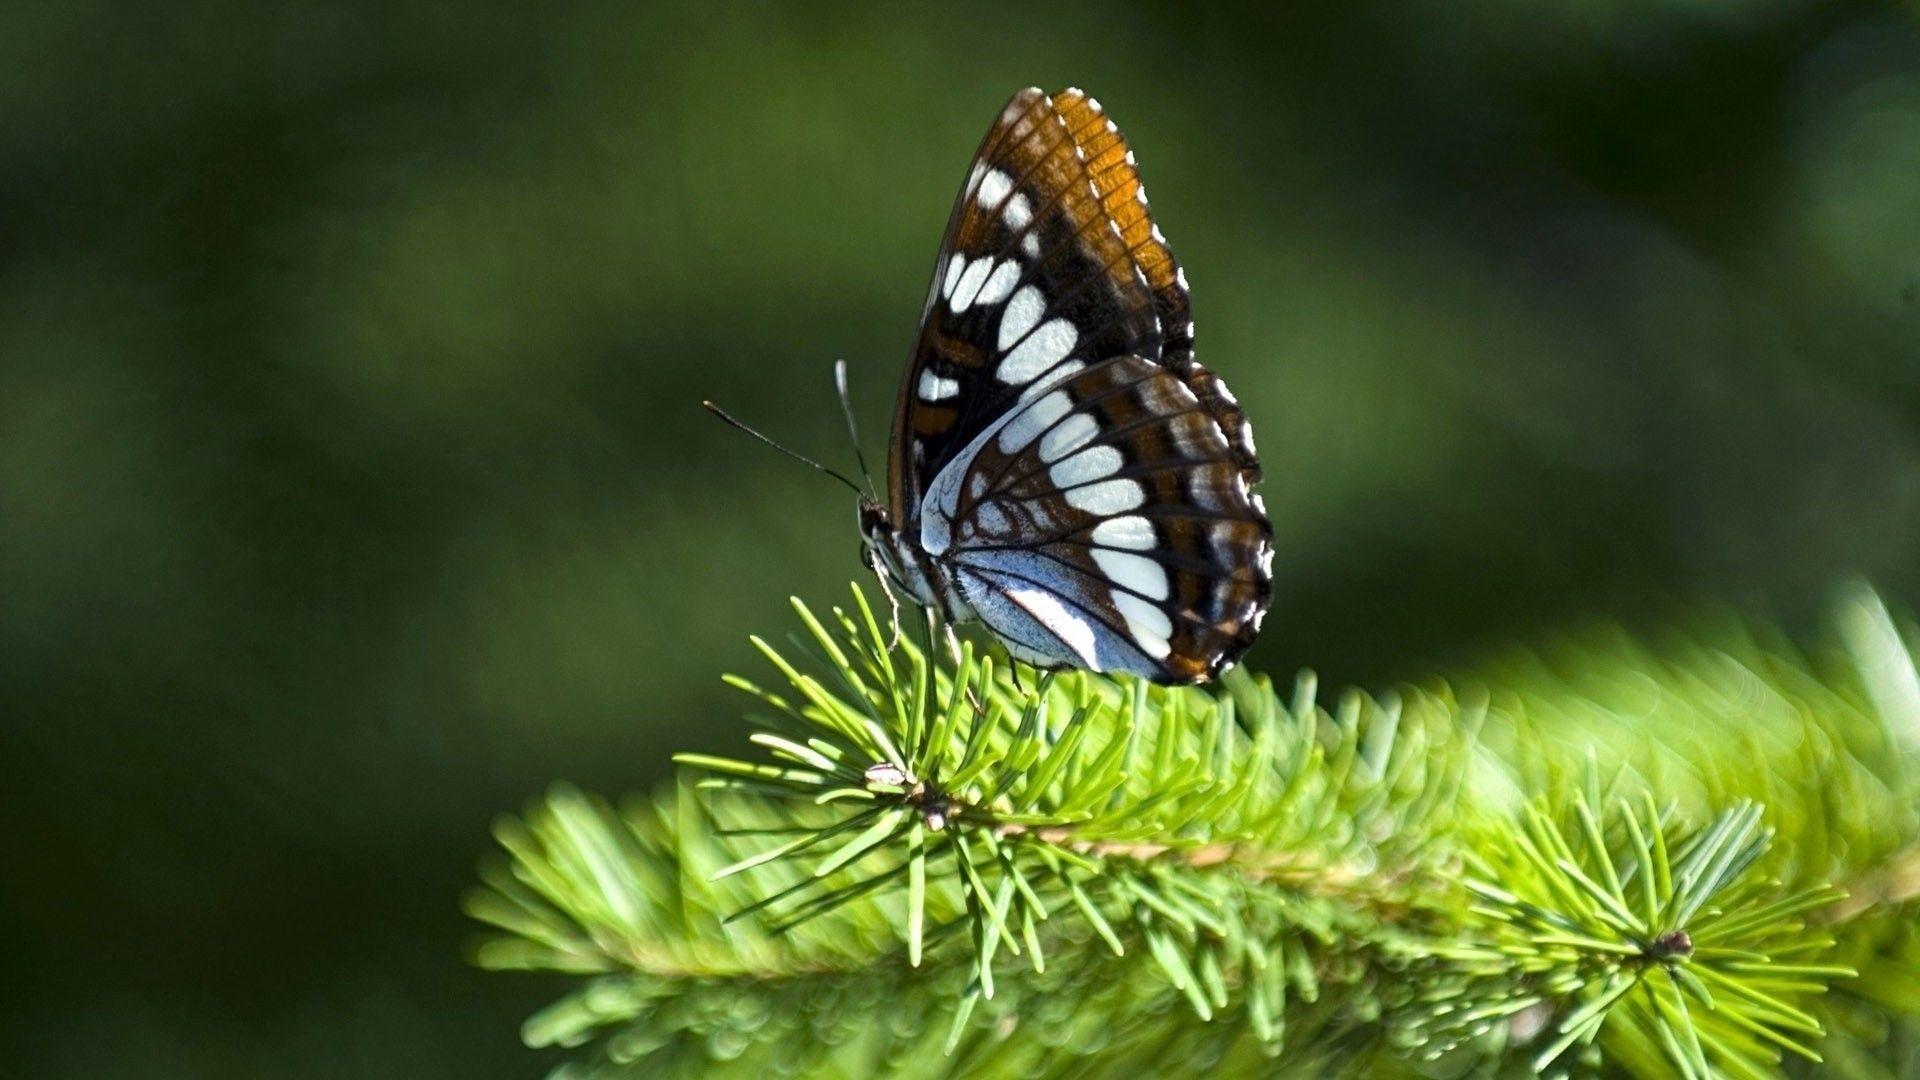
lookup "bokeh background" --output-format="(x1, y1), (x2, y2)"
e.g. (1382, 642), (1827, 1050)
(5, 2), (1920, 1075)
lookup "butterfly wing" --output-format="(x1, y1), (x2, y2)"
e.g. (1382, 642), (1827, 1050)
(920, 355), (1271, 683)
(889, 88), (1270, 683)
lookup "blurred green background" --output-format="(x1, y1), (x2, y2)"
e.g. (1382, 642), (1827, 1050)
(4, 1), (1919, 1075)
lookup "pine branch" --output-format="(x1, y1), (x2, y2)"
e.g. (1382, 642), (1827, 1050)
(467, 582), (1920, 1077)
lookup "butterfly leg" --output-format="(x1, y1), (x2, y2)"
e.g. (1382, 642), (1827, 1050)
(866, 548), (904, 652)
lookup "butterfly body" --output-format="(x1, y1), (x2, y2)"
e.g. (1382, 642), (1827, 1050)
(861, 88), (1273, 685)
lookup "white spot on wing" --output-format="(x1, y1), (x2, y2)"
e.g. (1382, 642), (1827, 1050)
(999, 286), (1044, 350)
(997, 390), (1071, 454)
(942, 254), (966, 299)
(977, 168), (1013, 209)
(917, 370), (959, 401)
(1005, 585), (1100, 669)
(1003, 192), (1032, 233)
(971, 501), (1009, 538)
(1049, 445), (1122, 489)
(1066, 478), (1144, 515)
(1112, 592), (1172, 659)
(1092, 516), (1155, 550)
(1022, 233), (1041, 258)
(974, 260), (1020, 308)
(998, 318), (1077, 384)
(1093, 548), (1170, 600)
(1039, 413), (1098, 462)
(950, 257), (996, 313)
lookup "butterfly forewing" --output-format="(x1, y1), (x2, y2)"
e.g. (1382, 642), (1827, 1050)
(885, 87), (1273, 683)
(895, 90), (1156, 506)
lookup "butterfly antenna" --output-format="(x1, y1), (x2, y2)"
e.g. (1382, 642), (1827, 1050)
(702, 400), (866, 497)
(833, 360), (878, 497)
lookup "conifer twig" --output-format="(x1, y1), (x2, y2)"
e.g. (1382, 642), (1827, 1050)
(467, 582), (1920, 1078)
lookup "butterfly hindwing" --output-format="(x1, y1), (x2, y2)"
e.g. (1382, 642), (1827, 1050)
(922, 356), (1271, 682)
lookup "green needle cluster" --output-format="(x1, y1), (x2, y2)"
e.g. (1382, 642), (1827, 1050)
(466, 583), (1920, 1077)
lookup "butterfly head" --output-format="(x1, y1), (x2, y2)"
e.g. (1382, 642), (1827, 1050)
(859, 497), (942, 612)
(858, 497), (903, 580)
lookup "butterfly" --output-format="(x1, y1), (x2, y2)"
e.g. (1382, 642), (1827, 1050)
(854, 87), (1275, 685)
